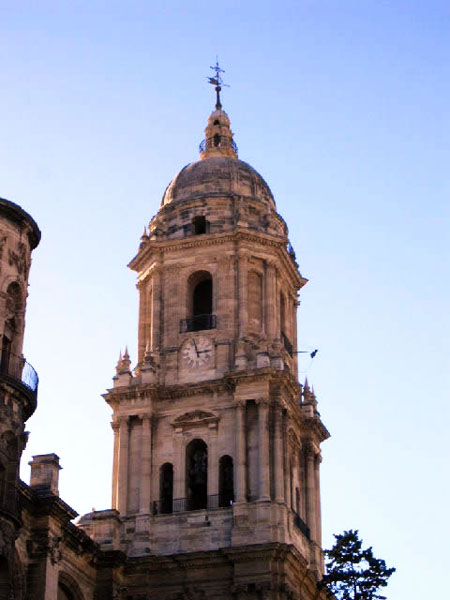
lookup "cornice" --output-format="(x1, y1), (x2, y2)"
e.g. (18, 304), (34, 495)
(300, 417), (331, 443)
(104, 368), (304, 406)
(129, 229), (304, 286)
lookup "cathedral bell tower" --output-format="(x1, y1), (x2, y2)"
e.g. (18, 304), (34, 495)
(99, 72), (330, 599)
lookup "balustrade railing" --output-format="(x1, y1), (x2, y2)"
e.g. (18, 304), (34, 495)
(199, 138), (238, 155)
(152, 493), (234, 516)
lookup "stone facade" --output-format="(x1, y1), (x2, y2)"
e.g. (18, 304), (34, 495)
(0, 97), (332, 599)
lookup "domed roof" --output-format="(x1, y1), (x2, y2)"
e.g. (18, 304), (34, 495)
(161, 157), (275, 209)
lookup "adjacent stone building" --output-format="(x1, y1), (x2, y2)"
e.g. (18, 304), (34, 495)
(0, 86), (332, 599)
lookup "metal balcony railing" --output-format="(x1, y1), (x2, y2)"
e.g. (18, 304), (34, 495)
(152, 493), (234, 516)
(0, 353), (39, 396)
(179, 314), (217, 333)
(293, 512), (311, 539)
(199, 138), (238, 155)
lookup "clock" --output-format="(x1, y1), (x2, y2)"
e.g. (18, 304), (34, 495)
(181, 336), (214, 369)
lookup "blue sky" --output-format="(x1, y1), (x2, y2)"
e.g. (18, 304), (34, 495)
(1, 2), (448, 598)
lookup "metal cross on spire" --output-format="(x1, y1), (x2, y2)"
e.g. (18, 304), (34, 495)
(207, 59), (229, 110)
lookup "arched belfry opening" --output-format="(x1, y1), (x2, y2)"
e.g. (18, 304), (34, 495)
(186, 439), (207, 510)
(159, 463), (173, 514)
(193, 278), (212, 316)
(219, 455), (234, 507)
(183, 271), (215, 332)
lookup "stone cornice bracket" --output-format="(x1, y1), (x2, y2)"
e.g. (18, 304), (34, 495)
(304, 441), (319, 458)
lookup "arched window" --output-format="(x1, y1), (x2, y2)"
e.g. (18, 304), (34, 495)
(193, 279), (212, 317)
(219, 455), (234, 507)
(186, 439), (207, 510)
(213, 133), (221, 147)
(159, 463), (173, 514)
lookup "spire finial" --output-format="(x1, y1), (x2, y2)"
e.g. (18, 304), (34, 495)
(208, 58), (228, 110)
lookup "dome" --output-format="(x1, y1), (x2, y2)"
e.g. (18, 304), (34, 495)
(161, 157), (276, 209)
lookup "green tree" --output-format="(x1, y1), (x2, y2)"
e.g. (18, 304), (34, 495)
(322, 530), (395, 600)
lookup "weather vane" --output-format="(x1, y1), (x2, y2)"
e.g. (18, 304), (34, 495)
(207, 58), (229, 110)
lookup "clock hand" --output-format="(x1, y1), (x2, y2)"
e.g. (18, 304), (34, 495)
(197, 350), (210, 354)
(193, 339), (200, 357)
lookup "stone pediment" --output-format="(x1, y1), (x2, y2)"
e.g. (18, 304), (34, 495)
(172, 410), (219, 429)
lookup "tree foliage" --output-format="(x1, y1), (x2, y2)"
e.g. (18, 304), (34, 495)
(322, 530), (395, 600)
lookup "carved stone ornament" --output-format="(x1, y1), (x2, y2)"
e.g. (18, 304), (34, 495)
(0, 234), (8, 262)
(48, 534), (62, 565)
(8, 242), (29, 276)
(288, 428), (301, 451)
(172, 410), (219, 429)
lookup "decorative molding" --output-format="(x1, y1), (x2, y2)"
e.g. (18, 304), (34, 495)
(172, 410), (219, 429)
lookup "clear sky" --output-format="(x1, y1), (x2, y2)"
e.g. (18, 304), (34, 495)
(1, 2), (448, 598)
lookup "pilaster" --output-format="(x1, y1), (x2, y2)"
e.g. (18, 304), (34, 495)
(117, 416), (130, 515)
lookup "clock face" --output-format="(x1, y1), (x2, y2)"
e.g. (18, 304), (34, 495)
(181, 336), (214, 369)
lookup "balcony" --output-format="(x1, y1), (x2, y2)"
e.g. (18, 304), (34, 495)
(199, 138), (238, 156)
(179, 314), (217, 333)
(0, 353), (39, 412)
(152, 493), (234, 516)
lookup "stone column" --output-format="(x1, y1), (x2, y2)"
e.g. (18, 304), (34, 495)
(235, 401), (247, 502)
(117, 416), (130, 515)
(273, 404), (284, 502)
(265, 261), (276, 341)
(315, 452), (323, 546)
(139, 415), (152, 514)
(111, 421), (120, 510)
(283, 416), (290, 505)
(151, 267), (162, 351)
(257, 398), (270, 501)
(305, 443), (318, 541)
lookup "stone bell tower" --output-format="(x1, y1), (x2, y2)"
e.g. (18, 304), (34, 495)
(92, 72), (330, 599)
(0, 198), (40, 594)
